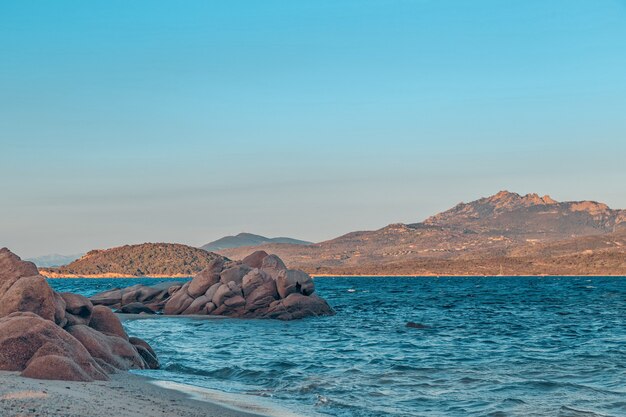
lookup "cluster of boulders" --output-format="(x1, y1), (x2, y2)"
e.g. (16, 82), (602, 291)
(90, 251), (335, 320)
(0, 248), (159, 382)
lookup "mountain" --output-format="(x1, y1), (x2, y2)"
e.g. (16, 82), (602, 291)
(40, 243), (225, 278)
(423, 190), (625, 237)
(200, 233), (311, 252)
(26, 253), (84, 267)
(217, 191), (626, 275)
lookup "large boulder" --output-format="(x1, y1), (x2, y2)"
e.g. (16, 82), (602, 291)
(60, 292), (93, 327)
(0, 248), (39, 296)
(163, 282), (194, 314)
(0, 312), (108, 381)
(119, 302), (156, 314)
(182, 295), (211, 314)
(66, 324), (147, 371)
(220, 264), (252, 286)
(276, 269), (315, 298)
(245, 280), (279, 312)
(264, 293), (334, 320)
(89, 288), (122, 307)
(241, 269), (271, 297)
(89, 305), (128, 339)
(211, 281), (242, 307)
(0, 275), (57, 321)
(241, 250), (269, 269)
(188, 258), (224, 297)
(52, 292), (67, 327)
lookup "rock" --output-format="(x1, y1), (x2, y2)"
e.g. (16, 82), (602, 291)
(264, 293), (334, 320)
(0, 312), (108, 381)
(135, 345), (159, 369)
(260, 254), (287, 279)
(241, 269), (271, 297)
(60, 292), (93, 326)
(406, 322), (429, 329)
(220, 265), (252, 286)
(188, 258), (224, 297)
(0, 248), (161, 382)
(163, 282), (193, 315)
(53, 292), (67, 327)
(241, 250), (269, 268)
(245, 280), (278, 312)
(0, 249), (57, 321)
(168, 285), (183, 295)
(128, 337), (157, 358)
(89, 288), (122, 306)
(212, 281), (242, 307)
(276, 269), (315, 298)
(182, 295), (211, 314)
(204, 282), (221, 301)
(89, 305), (128, 339)
(0, 248), (39, 296)
(88, 252), (334, 321)
(0, 275), (57, 321)
(118, 302), (156, 314)
(223, 295), (245, 308)
(66, 325), (146, 371)
(21, 355), (96, 382)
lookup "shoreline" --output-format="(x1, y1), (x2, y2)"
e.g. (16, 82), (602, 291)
(43, 273), (626, 279)
(310, 274), (626, 277)
(40, 272), (194, 279)
(0, 371), (282, 417)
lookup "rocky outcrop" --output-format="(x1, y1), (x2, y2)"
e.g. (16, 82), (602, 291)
(0, 248), (159, 382)
(90, 251), (335, 320)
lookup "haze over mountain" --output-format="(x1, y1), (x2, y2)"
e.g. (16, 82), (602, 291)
(26, 253), (84, 268)
(218, 191), (626, 275)
(200, 233), (311, 252)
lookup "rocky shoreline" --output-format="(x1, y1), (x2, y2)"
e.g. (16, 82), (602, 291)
(0, 248), (160, 381)
(0, 246), (334, 386)
(89, 251), (335, 320)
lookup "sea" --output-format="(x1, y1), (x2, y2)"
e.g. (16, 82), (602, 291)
(48, 276), (626, 417)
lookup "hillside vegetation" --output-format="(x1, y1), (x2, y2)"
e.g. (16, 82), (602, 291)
(41, 243), (224, 277)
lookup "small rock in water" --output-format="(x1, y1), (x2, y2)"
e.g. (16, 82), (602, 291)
(406, 322), (429, 329)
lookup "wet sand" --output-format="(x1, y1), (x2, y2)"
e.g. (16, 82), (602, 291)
(0, 371), (268, 417)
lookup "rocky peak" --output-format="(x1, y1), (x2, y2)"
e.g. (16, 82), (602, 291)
(424, 191), (561, 225)
(486, 191), (558, 211)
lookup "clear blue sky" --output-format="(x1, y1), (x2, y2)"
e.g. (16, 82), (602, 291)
(2, 0), (626, 257)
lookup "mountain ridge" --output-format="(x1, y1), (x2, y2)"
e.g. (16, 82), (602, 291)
(217, 191), (626, 275)
(200, 232), (311, 252)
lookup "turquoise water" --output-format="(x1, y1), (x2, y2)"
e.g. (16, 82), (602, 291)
(49, 276), (626, 417)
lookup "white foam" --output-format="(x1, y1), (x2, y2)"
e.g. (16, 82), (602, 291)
(152, 380), (319, 417)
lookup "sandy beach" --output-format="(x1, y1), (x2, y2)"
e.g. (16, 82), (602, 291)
(0, 372), (275, 417)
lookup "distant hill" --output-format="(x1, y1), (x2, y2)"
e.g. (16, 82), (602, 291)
(40, 243), (225, 278)
(201, 233), (311, 252)
(218, 191), (626, 275)
(26, 253), (83, 267)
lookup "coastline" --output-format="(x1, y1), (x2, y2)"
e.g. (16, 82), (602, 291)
(0, 371), (276, 417)
(41, 271), (194, 278)
(310, 274), (626, 277)
(43, 273), (626, 279)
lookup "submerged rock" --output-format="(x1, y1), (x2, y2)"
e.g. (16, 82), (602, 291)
(90, 251), (335, 320)
(0, 248), (160, 382)
(406, 322), (429, 329)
